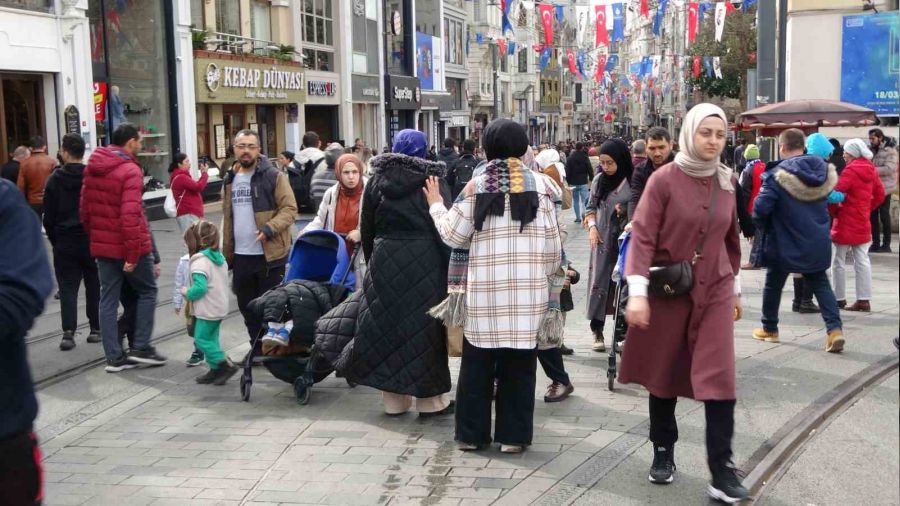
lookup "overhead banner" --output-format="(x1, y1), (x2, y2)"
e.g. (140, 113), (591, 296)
(841, 12), (899, 115)
(416, 32), (434, 90)
(539, 3), (555, 47)
(576, 6), (590, 46)
(595, 5), (609, 47)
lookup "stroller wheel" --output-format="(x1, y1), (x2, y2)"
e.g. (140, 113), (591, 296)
(294, 377), (311, 405)
(240, 374), (251, 402)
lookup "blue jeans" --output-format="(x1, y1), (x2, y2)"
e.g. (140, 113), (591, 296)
(98, 255), (158, 359)
(761, 269), (842, 333)
(572, 184), (590, 221)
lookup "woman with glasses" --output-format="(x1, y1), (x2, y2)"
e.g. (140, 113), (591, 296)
(584, 139), (633, 353)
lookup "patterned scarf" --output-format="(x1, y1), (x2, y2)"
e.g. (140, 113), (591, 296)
(473, 157), (540, 233)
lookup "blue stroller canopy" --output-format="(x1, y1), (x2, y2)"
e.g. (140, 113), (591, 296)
(285, 229), (356, 291)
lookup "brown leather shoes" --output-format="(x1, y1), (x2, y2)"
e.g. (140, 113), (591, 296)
(544, 382), (574, 403)
(845, 300), (871, 312)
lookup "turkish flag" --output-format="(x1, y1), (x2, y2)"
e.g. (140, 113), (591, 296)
(640, 0), (650, 18)
(567, 48), (578, 74)
(595, 5), (609, 47)
(595, 54), (607, 82)
(725, 1), (736, 14)
(687, 2), (698, 43)
(498, 38), (507, 57)
(539, 3), (554, 47)
(692, 55), (701, 78)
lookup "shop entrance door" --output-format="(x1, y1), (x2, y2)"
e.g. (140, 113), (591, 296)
(256, 105), (277, 157)
(223, 105), (245, 147)
(0, 74), (45, 162)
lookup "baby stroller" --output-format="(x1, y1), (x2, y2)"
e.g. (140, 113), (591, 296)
(607, 231), (631, 391)
(240, 230), (357, 404)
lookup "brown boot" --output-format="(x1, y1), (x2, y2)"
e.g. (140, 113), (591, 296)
(592, 331), (607, 352)
(543, 382), (574, 403)
(845, 300), (871, 312)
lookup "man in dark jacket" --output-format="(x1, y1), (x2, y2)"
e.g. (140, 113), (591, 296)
(565, 142), (594, 223)
(222, 129), (297, 356)
(627, 127), (675, 220)
(43, 133), (101, 351)
(0, 178), (53, 506)
(446, 139), (479, 200)
(751, 129), (844, 353)
(437, 138), (460, 168)
(1, 145), (29, 184)
(83, 123), (166, 372)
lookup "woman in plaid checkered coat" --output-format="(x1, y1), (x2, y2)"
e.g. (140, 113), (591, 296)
(425, 119), (563, 453)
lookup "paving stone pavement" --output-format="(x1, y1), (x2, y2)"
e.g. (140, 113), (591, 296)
(33, 212), (899, 506)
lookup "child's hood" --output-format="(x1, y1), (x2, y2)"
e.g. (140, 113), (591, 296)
(192, 248), (225, 266)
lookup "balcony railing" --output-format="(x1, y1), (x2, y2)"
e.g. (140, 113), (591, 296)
(191, 29), (298, 63)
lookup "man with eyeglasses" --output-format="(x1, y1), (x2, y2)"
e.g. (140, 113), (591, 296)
(222, 130), (298, 359)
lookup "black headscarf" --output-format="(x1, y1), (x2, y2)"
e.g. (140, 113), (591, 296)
(482, 119), (529, 161)
(592, 139), (633, 205)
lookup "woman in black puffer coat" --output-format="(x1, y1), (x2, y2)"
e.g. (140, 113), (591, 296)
(347, 129), (454, 416)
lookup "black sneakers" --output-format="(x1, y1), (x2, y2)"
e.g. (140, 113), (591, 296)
(128, 346), (168, 366)
(195, 368), (218, 384)
(59, 331), (76, 351)
(707, 465), (749, 503)
(648, 444), (676, 484)
(86, 329), (101, 343)
(212, 359), (239, 385)
(105, 355), (138, 373)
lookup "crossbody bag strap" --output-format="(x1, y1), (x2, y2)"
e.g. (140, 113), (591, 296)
(692, 181), (719, 264)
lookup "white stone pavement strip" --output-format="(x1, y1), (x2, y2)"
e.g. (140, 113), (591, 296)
(34, 215), (899, 505)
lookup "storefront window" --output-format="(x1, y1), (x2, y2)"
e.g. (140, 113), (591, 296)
(448, 78), (464, 110)
(89, 0), (173, 187)
(386, 0), (408, 75)
(251, 0), (272, 41)
(518, 50), (528, 73)
(216, 0), (240, 34)
(444, 19), (464, 66)
(302, 48), (334, 72)
(190, 0), (204, 29)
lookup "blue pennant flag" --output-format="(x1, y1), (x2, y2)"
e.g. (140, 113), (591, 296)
(698, 2), (712, 27)
(703, 56), (714, 78)
(652, 0), (669, 36)
(555, 4), (564, 23)
(539, 47), (552, 71)
(612, 3), (625, 41)
(640, 56), (652, 76)
(606, 54), (619, 71)
(476, 32), (484, 45)
(577, 51), (586, 78)
(742, 0), (757, 12)
(508, 41), (517, 55)
(502, 14), (514, 35)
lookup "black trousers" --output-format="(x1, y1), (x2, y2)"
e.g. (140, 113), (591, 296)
(648, 394), (736, 473)
(871, 195), (892, 249)
(538, 348), (570, 386)
(590, 318), (605, 333)
(0, 431), (42, 506)
(52, 240), (100, 333)
(456, 338), (537, 447)
(232, 254), (285, 343)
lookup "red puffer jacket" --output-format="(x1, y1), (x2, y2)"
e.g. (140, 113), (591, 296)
(169, 167), (208, 218)
(830, 157), (886, 246)
(81, 146), (152, 263)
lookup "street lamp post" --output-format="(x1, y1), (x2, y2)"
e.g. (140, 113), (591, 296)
(491, 41), (500, 120)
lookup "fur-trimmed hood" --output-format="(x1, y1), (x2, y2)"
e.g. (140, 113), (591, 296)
(369, 152), (446, 199)
(773, 155), (837, 202)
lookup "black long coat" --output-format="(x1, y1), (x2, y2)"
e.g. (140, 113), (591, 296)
(346, 153), (452, 398)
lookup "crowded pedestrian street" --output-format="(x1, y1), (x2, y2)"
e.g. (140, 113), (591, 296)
(3, 1), (900, 505)
(23, 205), (899, 506)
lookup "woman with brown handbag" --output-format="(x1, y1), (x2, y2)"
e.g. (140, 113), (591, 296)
(621, 103), (747, 503)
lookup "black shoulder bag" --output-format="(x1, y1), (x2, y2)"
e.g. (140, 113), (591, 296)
(648, 183), (718, 297)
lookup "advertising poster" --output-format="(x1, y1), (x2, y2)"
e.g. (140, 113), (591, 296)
(841, 12), (900, 115)
(416, 32), (434, 90)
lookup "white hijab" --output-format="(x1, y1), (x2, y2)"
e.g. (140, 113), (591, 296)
(843, 138), (873, 160)
(674, 103), (734, 192)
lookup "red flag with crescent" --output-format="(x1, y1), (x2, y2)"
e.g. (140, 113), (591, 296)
(687, 2), (699, 43)
(640, 0), (650, 18)
(567, 48), (578, 74)
(725, 1), (736, 14)
(595, 5), (608, 47)
(692, 55), (701, 78)
(538, 4), (554, 47)
(498, 38), (507, 57)
(595, 53), (607, 82)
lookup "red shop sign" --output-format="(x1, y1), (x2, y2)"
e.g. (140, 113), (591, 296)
(93, 82), (108, 122)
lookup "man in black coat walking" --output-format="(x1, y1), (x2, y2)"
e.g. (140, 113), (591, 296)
(43, 134), (101, 351)
(627, 127), (675, 220)
(565, 142), (594, 223)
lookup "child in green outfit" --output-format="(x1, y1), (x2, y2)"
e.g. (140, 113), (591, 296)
(181, 220), (239, 385)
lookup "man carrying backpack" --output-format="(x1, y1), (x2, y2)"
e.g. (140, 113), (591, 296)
(446, 139), (479, 200)
(292, 131), (326, 211)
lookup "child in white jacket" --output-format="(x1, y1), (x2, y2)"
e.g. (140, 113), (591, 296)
(173, 253), (205, 366)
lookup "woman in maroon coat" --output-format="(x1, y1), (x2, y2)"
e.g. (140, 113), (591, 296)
(622, 103), (747, 503)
